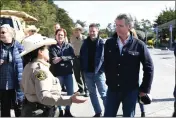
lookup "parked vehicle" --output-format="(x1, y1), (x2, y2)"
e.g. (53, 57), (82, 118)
(0, 10), (38, 43)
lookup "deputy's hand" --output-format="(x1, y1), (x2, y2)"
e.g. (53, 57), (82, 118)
(71, 92), (87, 104)
(0, 59), (4, 65)
(52, 57), (62, 64)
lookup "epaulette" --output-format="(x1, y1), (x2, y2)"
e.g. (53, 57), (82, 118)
(37, 63), (41, 69)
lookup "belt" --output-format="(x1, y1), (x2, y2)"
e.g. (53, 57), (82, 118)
(0, 60), (8, 64)
(24, 98), (50, 109)
(23, 98), (57, 117)
(75, 55), (80, 58)
(3, 60), (9, 64)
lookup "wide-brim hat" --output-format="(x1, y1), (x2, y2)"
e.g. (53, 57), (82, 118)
(73, 24), (83, 33)
(24, 25), (40, 32)
(20, 34), (57, 56)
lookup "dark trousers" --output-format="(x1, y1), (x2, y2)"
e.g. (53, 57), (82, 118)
(0, 89), (21, 117)
(139, 102), (145, 113)
(104, 89), (138, 117)
(173, 58), (176, 116)
(173, 99), (176, 117)
(73, 57), (87, 93)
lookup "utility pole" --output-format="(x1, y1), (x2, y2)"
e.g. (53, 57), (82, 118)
(170, 24), (173, 49)
(155, 26), (158, 47)
(145, 29), (147, 44)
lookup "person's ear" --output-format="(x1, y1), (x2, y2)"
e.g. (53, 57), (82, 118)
(38, 49), (43, 56)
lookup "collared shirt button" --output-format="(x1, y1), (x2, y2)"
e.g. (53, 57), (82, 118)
(118, 84), (120, 87)
(121, 54), (124, 56)
(117, 74), (119, 76)
(118, 64), (120, 66)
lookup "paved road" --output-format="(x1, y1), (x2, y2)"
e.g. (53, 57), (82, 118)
(1, 48), (175, 117)
(70, 49), (175, 117)
(72, 49), (175, 117)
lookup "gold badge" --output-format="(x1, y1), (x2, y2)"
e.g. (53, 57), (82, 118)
(35, 70), (47, 81)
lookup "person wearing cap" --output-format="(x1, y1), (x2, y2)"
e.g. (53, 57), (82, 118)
(70, 24), (89, 97)
(20, 34), (87, 117)
(0, 24), (24, 117)
(104, 14), (154, 117)
(24, 25), (40, 37)
(49, 28), (76, 117)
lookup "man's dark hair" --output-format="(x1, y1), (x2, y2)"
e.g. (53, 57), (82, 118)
(89, 23), (98, 28)
(116, 13), (133, 28)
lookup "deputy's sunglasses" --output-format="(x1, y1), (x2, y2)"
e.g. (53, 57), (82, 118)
(30, 30), (36, 33)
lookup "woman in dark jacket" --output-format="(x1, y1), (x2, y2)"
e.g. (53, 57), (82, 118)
(0, 24), (24, 117)
(49, 28), (75, 117)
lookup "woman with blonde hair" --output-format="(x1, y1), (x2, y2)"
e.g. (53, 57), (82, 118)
(131, 28), (146, 117)
(131, 28), (138, 39)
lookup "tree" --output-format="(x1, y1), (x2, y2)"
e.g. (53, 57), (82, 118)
(133, 17), (141, 30)
(1, 0), (74, 38)
(140, 19), (153, 32)
(95, 23), (100, 29)
(21, 1), (57, 37)
(75, 20), (86, 28)
(47, 0), (54, 4)
(155, 7), (176, 25)
(99, 29), (108, 38)
(55, 7), (74, 38)
(1, 0), (22, 10)
(106, 23), (115, 37)
(154, 7), (176, 47)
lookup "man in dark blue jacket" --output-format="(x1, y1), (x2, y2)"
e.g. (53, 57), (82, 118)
(103, 14), (154, 117)
(80, 23), (107, 117)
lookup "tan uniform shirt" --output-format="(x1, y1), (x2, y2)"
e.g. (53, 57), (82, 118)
(70, 35), (86, 56)
(21, 59), (72, 106)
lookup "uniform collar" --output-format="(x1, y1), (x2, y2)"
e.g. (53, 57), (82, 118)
(35, 59), (50, 68)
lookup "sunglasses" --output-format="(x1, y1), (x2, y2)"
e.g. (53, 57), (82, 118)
(30, 30), (36, 33)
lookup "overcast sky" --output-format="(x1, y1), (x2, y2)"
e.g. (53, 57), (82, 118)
(54, 1), (175, 29)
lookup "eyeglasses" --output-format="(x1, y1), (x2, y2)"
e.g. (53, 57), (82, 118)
(30, 30), (36, 33)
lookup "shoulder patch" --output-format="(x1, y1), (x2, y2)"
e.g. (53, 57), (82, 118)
(35, 70), (47, 81)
